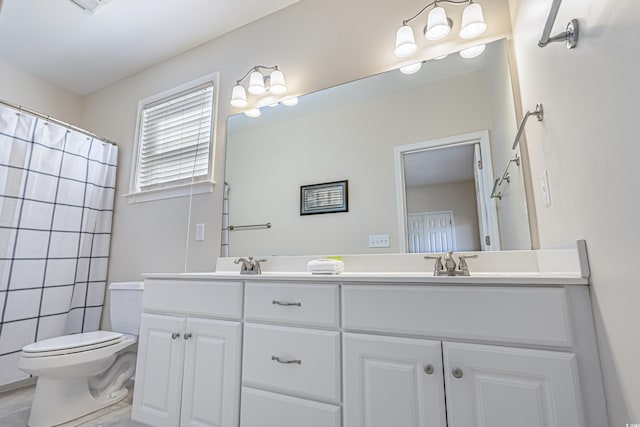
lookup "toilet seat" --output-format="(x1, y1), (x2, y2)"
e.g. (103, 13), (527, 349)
(22, 331), (124, 358)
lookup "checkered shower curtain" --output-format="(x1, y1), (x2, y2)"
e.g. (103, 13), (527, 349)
(0, 104), (117, 386)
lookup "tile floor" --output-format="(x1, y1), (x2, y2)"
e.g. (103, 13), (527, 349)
(0, 384), (148, 427)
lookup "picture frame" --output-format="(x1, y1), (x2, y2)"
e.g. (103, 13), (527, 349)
(300, 180), (348, 215)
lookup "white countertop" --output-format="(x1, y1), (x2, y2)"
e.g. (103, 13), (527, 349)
(143, 271), (588, 286)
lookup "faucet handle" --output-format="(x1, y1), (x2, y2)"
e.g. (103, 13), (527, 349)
(254, 258), (267, 274)
(424, 255), (444, 274)
(457, 254), (478, 276)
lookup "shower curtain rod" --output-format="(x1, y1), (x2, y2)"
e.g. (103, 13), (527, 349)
(0, 98), (117, 146)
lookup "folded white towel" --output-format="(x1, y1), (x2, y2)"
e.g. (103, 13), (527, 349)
(307, 259), (344, 275)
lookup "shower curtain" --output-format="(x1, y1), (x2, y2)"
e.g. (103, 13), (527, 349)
(0, 104), (118, 386)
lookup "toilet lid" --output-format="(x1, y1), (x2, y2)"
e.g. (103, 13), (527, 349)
(22, 331), (123, 356)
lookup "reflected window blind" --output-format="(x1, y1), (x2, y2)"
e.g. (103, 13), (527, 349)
(137, 82), (213, 190)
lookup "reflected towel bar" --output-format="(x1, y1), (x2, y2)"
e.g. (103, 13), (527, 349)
(490, 155), (521, 200)
(229, 222), (272, 231)
(512, 103), (543, 150)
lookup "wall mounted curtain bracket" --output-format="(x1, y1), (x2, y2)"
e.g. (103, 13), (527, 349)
(538, 0), (579, 49)
(512, 103), (543, 150)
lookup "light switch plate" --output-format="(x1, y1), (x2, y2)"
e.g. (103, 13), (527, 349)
(540, 170), (551, 207)
(369, 234), (390, 248)
(195, 223), (205, 241)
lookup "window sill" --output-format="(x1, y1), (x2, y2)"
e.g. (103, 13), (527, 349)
(123, 180), (215, 204)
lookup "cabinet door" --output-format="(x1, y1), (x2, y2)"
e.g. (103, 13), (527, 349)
(343, 333), (446, 427)
(443, 342), (585, 427)
(132, 313), (186, 427)
(180, 318), (242, 427)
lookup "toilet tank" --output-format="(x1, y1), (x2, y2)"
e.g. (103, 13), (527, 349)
(109, 281), (144, 335)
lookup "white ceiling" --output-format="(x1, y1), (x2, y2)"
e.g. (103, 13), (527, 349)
(0, 0), (300, 95)
(404, 144), (476, 188)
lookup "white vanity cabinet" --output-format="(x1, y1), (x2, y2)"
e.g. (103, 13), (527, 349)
(133, 270), (607, 427)
(341, 284), (602, 427)
(132, 279), (243, 427)
(240, 281), (342, 427)
(344, 334), (583, 427)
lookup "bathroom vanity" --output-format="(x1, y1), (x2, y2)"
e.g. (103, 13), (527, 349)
(131, 243), (608, 427)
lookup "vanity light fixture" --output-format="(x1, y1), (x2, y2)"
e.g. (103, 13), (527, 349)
(394, 0), (487, 58)
(231, 65), (296, 118)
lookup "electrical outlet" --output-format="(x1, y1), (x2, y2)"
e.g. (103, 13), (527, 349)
(540, 170), (551, 207)
(195, 223), (205, 241)
(369, 234), (390, 248)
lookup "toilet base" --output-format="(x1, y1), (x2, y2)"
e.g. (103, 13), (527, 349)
(28, 377), (128, 427)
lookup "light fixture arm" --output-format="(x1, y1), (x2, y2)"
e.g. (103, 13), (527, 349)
(401, 0), (469, 25)
(235, 65), (279, 85)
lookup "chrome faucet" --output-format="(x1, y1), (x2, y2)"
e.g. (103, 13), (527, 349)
(424, 251), (478, 276)
(234, 256), (267, 275)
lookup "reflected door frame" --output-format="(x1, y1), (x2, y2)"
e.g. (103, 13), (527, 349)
(394, 130), (501, 253)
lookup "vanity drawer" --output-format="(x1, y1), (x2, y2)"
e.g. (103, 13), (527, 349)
(242, 323), (341, 403)
(240, 387), (341, 427)
(342, 285), (572, 347)
(143, 279), (243, 319)
(244, 282), (339, 328)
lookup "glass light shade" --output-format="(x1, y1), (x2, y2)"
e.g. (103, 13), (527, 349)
(230, 84), (248, 108)
(425, 7), (450, 41)
(281, 96), (299, 106)
(248, 71), (266, 95)
(394, 25), (417, 58)
(269, 69), (287, 95)
(459, 2), (487, 39)
(434, 53), (449, 60)
(244, 108), (261, 118)
(459, 44), (486, 59)
(399, 62), (423, 75)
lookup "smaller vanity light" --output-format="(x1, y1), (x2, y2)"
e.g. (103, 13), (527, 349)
(424, 6), (451, 41)
(231, 65), (293, 111)
(399, 62), (423, 75)
(394, 25), (418, 58)
(281, 96), (299, 106)
(230, 84), (248, 108)
(248, 70), (267, 95)
(434, 53), (449, 60)
(459, 43), (486, 58)
(459, 1), (487, 39)
(269, 68), (287, 95)
(244, 108), (261, 118)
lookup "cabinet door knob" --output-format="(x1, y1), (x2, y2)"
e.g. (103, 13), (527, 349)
(183, 333), (192, 340)
(452, 367), (464, 378)
(171, 332), (180, 339)
(272, 300), (302, 307)
(271, 356), (302, 365)
(423, 364), (434, 375)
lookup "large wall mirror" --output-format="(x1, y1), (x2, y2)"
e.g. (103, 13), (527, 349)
(225, 38), (532, 256)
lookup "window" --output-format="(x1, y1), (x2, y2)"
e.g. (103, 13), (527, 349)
(126, 74), (218, 203)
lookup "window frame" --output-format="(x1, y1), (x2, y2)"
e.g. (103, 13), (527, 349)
(125, 72), (219, 204)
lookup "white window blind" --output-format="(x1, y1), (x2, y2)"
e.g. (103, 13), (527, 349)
(136, 82), (214, 191)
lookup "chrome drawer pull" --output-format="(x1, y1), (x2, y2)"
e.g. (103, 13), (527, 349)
(171, 332), (180, 339)
(184, 333), (192, 340)
(272, 300), (302, 307)
(272, 356), (302, 365)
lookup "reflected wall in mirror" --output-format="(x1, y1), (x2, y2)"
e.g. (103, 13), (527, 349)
(225, 39), (532, 256)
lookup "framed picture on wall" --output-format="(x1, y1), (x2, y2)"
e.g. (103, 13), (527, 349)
(300, 180), (348, 215)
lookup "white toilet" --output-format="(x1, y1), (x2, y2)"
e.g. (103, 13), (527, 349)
(18, 282), (144, 427)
